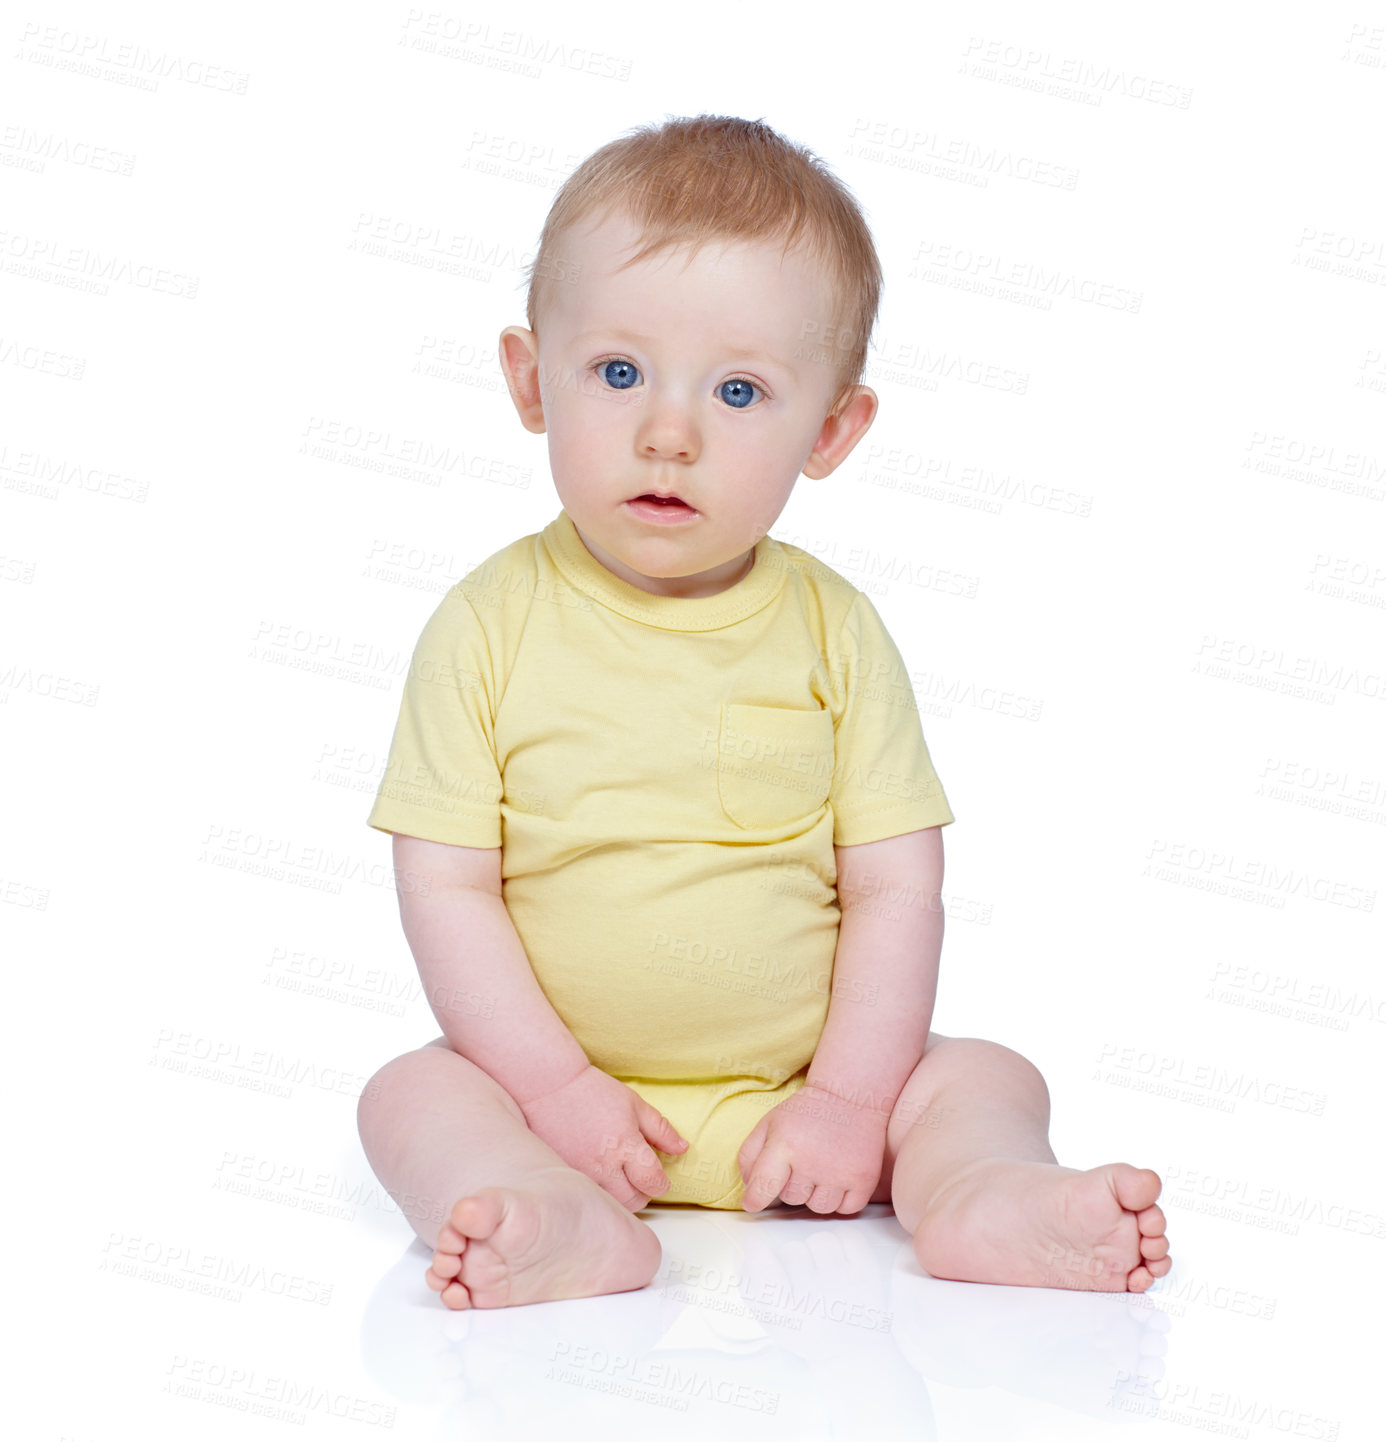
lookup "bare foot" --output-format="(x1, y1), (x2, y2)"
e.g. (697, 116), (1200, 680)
(912, 1159), (1172, 1293)
(424, 1167), (663, 1309)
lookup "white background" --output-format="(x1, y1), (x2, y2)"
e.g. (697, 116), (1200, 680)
(5, 2), (1383, 1438)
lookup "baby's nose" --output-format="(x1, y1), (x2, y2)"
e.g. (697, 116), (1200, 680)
(637, 400), (700, 462)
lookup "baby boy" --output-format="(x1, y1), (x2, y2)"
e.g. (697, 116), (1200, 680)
(357, 114), (1171, 1310)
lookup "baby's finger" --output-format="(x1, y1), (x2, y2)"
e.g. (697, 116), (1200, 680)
(779, 1170), (818, 1207)
(741, 1153), (790, 1213)
(592, 1149), (649, 1210)
(806, 1185), (844, 1215)
(625, 1143), (673, 1199)
(736, 1117), (768, 1179)
(590, 1155), (637, 1204)
(638, 1101), (688, 1154)
(613, 1181), (650, 1213)
(625, 1155), (668, 1205)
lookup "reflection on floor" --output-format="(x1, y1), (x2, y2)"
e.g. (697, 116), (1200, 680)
(359, 1203), (1170, 1440)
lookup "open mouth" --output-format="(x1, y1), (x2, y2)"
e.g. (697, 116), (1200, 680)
(628, 493), (697, 517)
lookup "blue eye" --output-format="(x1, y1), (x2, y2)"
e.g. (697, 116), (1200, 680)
(600, 358), (641, 390)
(720, 377), (762, 409)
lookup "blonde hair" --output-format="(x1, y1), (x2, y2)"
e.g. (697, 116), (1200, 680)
(520, 114), (882, 418)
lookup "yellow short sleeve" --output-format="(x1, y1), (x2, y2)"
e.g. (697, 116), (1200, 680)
(829, 593), (955, 846)
(365, 588), (504, 848)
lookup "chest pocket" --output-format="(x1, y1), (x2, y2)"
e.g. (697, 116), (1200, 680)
(717, 702), (836, 830)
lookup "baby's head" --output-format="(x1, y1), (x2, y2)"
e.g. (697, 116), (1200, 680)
(499, 115), (885, 599)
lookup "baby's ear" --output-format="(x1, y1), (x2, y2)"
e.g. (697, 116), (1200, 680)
(802, 385), (878, 480)
(498, 326), (546, 434)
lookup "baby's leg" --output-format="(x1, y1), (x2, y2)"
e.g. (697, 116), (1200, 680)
(357, 1037), (662, 1309)
(885, 1037), (1171, 1293)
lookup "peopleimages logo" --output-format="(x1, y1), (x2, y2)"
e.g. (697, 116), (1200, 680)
(1162, 1165), (1386, 1239)
(1144, 839), (1376, 912)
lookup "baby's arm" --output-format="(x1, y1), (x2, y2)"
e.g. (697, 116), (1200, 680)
(392, 833), (590, 1106)
(739, 826), (944, 1212)
(806, 826), (945, 1115)
(391, 833), (689, 1203)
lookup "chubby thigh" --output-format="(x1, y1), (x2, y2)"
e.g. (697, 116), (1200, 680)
(624, 1071), (808, 1209)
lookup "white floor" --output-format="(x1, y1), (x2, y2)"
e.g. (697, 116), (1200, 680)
(45, 1063), (1374, 1442)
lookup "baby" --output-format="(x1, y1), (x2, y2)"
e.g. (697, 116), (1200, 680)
(357, 114), (1172, 1310)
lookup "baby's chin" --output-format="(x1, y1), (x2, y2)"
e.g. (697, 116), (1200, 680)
(614, 548), (755, 599)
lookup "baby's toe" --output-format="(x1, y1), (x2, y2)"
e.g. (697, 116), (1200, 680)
(437, 1219), (468, 1251)
(1136, 1203), (1166, 1237)
(428, 1252), (460, 1285)
(1111, 1165), (1163, 1215)
(428, 1225), (468, 1285)
(1140, 1233), (1170, 1262)
(1128, 1264), (1156, 1292)
(438, 1278), (472, 1310)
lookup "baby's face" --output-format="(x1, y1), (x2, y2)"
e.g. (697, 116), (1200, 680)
(507, 209), (865, 598)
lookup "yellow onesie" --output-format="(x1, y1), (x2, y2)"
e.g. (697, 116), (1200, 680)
(366, 509), (955, 1208)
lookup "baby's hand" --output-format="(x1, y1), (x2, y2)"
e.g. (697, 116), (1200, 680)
(517, 1064), (689, 1212)
(737, 1084), (888, 1215)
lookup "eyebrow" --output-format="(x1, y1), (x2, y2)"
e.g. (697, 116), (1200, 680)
(572, 329), (792, 371)
(572, 328), (657, 346)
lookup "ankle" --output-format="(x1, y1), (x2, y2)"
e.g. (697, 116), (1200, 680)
(917, 1155), (1013, 1216)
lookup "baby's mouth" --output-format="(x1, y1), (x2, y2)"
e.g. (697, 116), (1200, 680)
(632, 494), (696, 512)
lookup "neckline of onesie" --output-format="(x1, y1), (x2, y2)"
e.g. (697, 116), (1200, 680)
(541, 508), (789, 632)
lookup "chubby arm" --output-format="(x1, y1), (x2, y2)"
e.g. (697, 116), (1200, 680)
(391, 833), (590, 1107)
(805, 826), (946, 1116)
(737, 826), (945, 1211)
